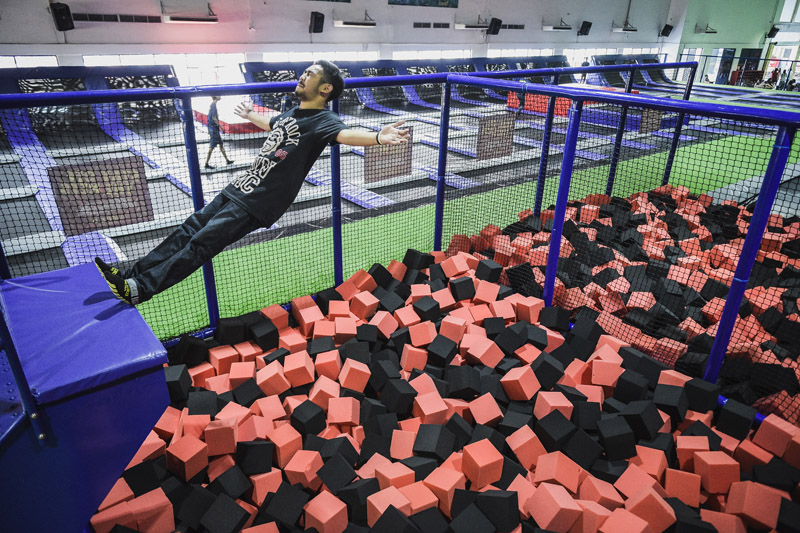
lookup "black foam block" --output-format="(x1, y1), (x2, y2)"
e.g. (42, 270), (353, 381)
(176, 485), (217, 529)
(590, 459), (628, 484)
(403, 248), (434, 270)
(445, 413), (474, 450)
(597, 415), (636, 461)
(263, 482), (309, 527)
(777, 492), (800, 533)
(532, 352), (565, 391)
(123, 459), (166, 497)
(449, 503), (495, 533)
(214, 317), (247, 345)
(446, 365), (482, 400)
(571, 401), (602, 433)
(613, 370), (650, 403)
(236, 441), (274, 475)
(413, 296), (441, 322)
(400, 455), (439, 481)
(314, 287), (342, 316)
(248, 318), (278, 352)
(199, 493), (249, 533)
(410, 506), (449, 533)
(563, 428), (604, 470)
(369, 263), (394, 288)
(171, 334), (209, 366)
(413, 424), (455, 462)
(715, 398), (756, 440)
(534, 410), (577, 452)
(539, 306), (571, 332)
(475, 259), (503, 283)
(232, 378), (264, 408)
(338, 478), (380, 526)
(373, 504), (420, 532)
(208, 464), (252, 500)
(290, 400), (326, 436)
(381, 378), (418, 417)
(186, 389), (219, 417)
(164, 364), (192, 405)
(621, 400), (663, 441)
(653, 384), (689, 425)
(316, 453), (357, 494)
(450, 276), (476, 301)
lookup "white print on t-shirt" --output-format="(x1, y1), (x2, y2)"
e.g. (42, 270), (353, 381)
(232, 115), (301, 194)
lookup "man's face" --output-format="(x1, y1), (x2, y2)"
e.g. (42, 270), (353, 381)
(295, 64), (331, 102)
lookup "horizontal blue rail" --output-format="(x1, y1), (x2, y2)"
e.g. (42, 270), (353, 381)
(0, 62), (697, 108)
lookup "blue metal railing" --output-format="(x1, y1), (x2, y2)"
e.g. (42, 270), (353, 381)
(1, 60), (798, 419)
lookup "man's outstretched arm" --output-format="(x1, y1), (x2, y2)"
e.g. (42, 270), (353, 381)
(336, 120), (410, 146)
(235, 101), (272, 132)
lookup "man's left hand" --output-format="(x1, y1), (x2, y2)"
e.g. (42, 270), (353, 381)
(379, 120), (410, 145)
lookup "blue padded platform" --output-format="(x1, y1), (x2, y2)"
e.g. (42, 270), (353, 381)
(0, 262), (168, 532)
(0, 262), (165, 405)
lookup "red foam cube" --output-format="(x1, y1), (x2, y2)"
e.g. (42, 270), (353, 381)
(462, 438), (504, 489)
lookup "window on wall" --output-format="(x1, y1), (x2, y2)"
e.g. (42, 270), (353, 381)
(1, 56), (58, 68)
(780, 0), (798, 22)
(392, 49), (470, 60)
(487, 48), (553, 59)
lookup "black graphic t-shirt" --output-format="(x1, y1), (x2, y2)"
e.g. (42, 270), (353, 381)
(222, 106), (347, 226)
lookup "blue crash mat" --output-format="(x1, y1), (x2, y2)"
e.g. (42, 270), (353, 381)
(0, 262), (166, 405)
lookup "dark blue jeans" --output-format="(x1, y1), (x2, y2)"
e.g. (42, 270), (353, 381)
(126, 194), (260, 302)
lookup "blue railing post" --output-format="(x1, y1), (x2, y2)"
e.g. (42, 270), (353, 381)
(543, 100), (584, 307)
(533, 74), (559, 217)
(703, 127), (795, 383)
(179, 95), (219, 328)
(331, 98), (344, 286)
(0, 242), (11, 280)
(433, 82), (452, 251)
(0, 308), (48, 444)
(662, 63), (696, 185)
(605, 67), (636, 196)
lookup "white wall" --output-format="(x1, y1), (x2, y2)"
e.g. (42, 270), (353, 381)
(0, 0), (784, 63)
(0, 0), (681, 58)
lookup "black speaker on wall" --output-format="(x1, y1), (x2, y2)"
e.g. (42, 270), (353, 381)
(659, 24), (673, 37)
(487, 18), (502, 35)
(51, 2), (75, 31)
(578, 21), (592, 36)
(767, 26), (780, 38)
(309, 11), (324, 33)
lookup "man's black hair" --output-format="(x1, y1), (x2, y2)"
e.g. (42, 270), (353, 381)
(314, 60), (344, 102)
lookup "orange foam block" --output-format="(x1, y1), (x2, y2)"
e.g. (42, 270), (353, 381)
(398, 481), (439, 514)
(423, 466), (467, 517)
(304, 490), (348, 533)
(693, 450), (740, 494)
(725, 480), (784, 530)
(533, 451), (583, 494)
(468, 393), (504, 427)
(506, 424), (547, 470)
(165, 435), (208, 482)
(374, 460), (416, 490)
(578, 475), (624, 511)
(664, 468), (701, 508)
(500, 365), (541, 401)
(338, 358), (371, 392)
(599, 508), (653, 533)
(533, 391), (574, 420)
(526, 482), (582, 532)
(624, 485), (676, 533)
(752, 413), (800, 457)
(285, 449), (324, 490)
(366, 486), (411, 526)
(462, 438), (504, 489)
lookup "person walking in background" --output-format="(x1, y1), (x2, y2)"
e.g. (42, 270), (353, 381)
(778, 69), (789, 90)
(580, 57), (590, 83)
(204, 95), (234, 169)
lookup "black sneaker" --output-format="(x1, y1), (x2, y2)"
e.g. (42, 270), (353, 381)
(101, 271), (133, 305)
(94, 257), (120, 277)
(204, 164), (215, 169)
(225, 159), (234, 165)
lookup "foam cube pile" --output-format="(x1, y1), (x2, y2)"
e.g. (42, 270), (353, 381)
(447, 185), (800, 423)
(89, 247), (800, 532)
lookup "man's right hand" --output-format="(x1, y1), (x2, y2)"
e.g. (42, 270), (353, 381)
(235, 101), (253, 119)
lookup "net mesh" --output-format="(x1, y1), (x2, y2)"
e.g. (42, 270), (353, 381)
(2, 64), (800, 423)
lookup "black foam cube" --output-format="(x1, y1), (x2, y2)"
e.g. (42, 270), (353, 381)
(470, 424), (506, 453)
(369, 358), (401, 391)
(400, 456), (439, 481)
(476, 259), (503, 283)
(446, 365), (482, 401)
(532, 353), (565, 391)
(445, 413), (474, 450)
(482, 317), (506, 339)
(571, 401), (602, 433)
(290, 400), (326, 436)
(597, 415), (636, 461)
(165, 364), (192, 405)
(379, 291), (405, 314)
(123, 459), (166, 497)
(413, 296), (441, 322)
(199, 493), (249, 533)
(232, 377), (265, 408)
(534, 410), (577, 452)
(175, 485), (217, 530)
(316, 453), (357, 494)
(208, 464), (252, 500)
(413, 424), (455, 462)
(449, 503), (495, 533)
(248, 318), (278, 352)
(451, 488), (479, 518)
(262, 347), (289, 365)
(171, 334), (208, 366)
(236, 440), (274, 475)
(307, 336), (336, 356)
(404, 248), (434, 270)
(381, 378), (418, 417)
(563, 428), (604, 470)
(339, 478), (380, 526)
(410, 506), (449, 533)
(495, 328), (525, 357)
(621, 400), (664, 442)
(653, 384), (688, 426)
(715, 398), (757, 440)
(539, 306), (571, 332)
(214, 317), (247, 345)
(186, 389), (219, 417)
(639, 432), (677, 467)
(684, 378), (720, 413)
(450, 276), (476, 301)
(368, 263), (394, 288)
(356, 323), (379, 346)
(427, 335), (458, 367)
(777, 495), (800, 533)
(613, 370), (650, 403)
(682, 421), (722, 451)
(363, 412), (399, 438)
(262, 482), (309, 527)
(373, 504), (419, 532)
(590, 459), (629, 484)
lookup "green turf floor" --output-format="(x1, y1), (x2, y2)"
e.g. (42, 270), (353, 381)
(139, 132), (800, 340)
